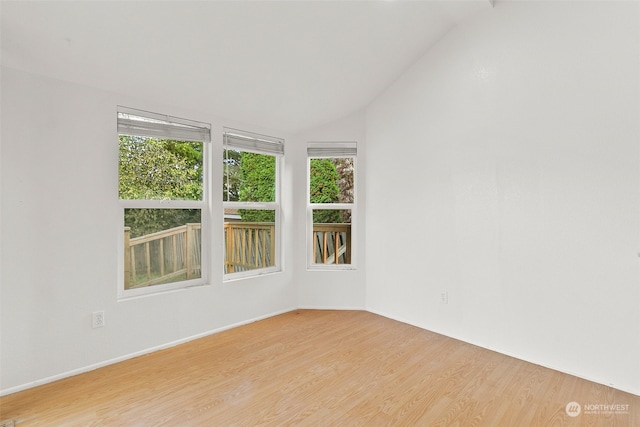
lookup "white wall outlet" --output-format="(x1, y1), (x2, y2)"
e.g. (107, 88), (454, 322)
(440, 292), (448, 304)
(92, 311), (105, 328)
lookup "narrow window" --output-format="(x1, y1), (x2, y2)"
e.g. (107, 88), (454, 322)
(307, 142), (356, 269)
(223, 128), (283, 279)
(118, 107), (210, 297)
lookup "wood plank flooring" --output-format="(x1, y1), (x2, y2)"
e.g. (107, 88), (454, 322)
(1, 310), (639, 426)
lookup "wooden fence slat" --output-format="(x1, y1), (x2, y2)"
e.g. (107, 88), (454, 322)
(261, 230), (267, 267)
(313, 230), (317, 263)
(241, 230), (247, 266)
(346, 227), (352, 264)
(253, 229), (258, 267)
(225, 223), (233, 273)
(185, 224), (193, 279)
(172, 235), (178, 273)
(145, 242), (151, 281)
(124, 227), (131, 289)
(159, 239), (165, 277)
(130, 246), (137, 286)
(322, 232), (328, 264)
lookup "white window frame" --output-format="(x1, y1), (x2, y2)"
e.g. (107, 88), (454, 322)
(117, 106), (211, 298)
(223, 128), (283, 281)
(307, 141), (357, 270)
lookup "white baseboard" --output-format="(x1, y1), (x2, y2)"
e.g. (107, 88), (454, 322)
(0, 307), (295, 397)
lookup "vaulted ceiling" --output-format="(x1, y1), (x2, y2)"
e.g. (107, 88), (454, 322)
(1, 1), (489, 132)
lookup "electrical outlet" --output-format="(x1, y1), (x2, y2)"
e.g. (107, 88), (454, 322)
(92, 311), (105, 328)
(440, 292), (448, 304)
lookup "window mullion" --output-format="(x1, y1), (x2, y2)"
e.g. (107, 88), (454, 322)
(120, 200), (204, 209)
(223, 201), (279, 210)
(309, 203), (353, 210)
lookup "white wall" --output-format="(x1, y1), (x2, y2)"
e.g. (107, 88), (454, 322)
(366, 1), (640, 394)
(292, 112), (367, 309)
(0, 67), (297, 394)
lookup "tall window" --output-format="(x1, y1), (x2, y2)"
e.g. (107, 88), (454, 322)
(307, 142), (356, 269)
(223, 128), (283, 278)
(118, 106), (210, 297)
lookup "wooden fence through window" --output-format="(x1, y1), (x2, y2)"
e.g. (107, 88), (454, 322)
(313, 223), (351, 265)
(124, 224), (201, 289)
(124, 222), (352, 284)
(224, 222), (275, 274)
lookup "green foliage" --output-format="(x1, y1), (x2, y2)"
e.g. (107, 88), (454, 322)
(165, 139), (203, 184)
(238, 152), (276, 222)
(119, 135), (203, 200)
(309, 159), (339, 203)
(310, 159), (341, 223)
(119, 135), (203, 235)
(238, 152), (275, 202)
(238, 209), (275, 223)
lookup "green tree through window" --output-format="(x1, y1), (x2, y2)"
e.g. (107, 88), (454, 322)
(309, 159), (341, 223)
(237, 152), (276, 222)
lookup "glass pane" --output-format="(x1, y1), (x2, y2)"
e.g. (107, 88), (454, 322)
(309, 157), (354, 203)
(224, 149), (276, 202)
(119, 135), (203, 200)
(124, 209), (201, 289)
(312, 209), (351, 265)
(224, 209), (275, 274)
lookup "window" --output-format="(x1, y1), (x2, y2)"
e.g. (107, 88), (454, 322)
(307, 142), (356, 269)
(118, 106), (210, 297)
(223, 128), (283, 278)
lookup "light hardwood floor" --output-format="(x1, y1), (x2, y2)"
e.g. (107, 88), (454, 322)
(1, 310), (639, 426)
